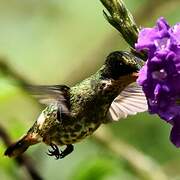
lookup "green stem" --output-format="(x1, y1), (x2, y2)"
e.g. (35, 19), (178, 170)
(100, 0), (139, 48)
(100, 0), (147, 60)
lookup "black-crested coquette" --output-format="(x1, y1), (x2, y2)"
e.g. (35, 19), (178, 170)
(5, 51), (147, 159)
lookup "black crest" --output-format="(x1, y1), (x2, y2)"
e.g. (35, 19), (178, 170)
(103, 51), (141, 79)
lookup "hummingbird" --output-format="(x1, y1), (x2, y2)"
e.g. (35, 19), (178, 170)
(4, 51), (147, 159)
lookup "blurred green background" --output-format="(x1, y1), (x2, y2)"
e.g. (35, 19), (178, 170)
(0, 0), (180, 180)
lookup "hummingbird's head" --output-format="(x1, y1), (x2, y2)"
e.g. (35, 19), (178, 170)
(102, 51), (143, 80)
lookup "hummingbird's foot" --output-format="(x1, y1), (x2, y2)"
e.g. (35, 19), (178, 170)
(47, 143), (61, 160)
(59, 144), (74, 159)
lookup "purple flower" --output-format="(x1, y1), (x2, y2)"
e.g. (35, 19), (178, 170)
(135, 17), (180, 147)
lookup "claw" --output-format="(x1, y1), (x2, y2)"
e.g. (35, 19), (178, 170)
(47, 143), (61, 159)
(47, 150), (54, 156)
(60, 144), (74, 159)
(47, 144), (74, 160)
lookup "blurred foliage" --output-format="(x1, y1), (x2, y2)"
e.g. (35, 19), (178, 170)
(0, 0), (180, 180)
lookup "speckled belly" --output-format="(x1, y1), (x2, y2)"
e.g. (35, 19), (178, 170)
(51, 121), (101, 146)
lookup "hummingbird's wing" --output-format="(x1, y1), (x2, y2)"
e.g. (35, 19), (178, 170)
(27, 85), (70, 105)
(106, 82), (148, 122)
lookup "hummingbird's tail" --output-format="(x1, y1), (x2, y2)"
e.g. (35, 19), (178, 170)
(4, 133), (39, 157)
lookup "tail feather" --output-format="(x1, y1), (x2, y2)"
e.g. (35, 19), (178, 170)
(4, 134), (38, 157)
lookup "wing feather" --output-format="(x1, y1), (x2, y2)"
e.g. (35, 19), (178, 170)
(107, 82), (148, 122)
(26, 85), (70, 105)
